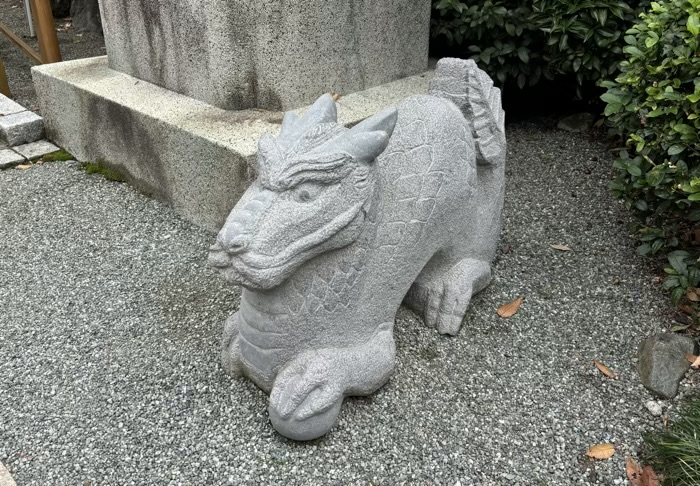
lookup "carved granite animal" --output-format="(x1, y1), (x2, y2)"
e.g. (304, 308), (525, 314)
(209, 58), (506, 440)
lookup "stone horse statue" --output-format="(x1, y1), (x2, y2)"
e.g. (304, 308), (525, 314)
(209, 58), (506, 440)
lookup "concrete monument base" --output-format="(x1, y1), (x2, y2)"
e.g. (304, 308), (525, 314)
(32, 56), (432, 232)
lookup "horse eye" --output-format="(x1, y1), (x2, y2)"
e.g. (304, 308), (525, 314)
(293, 183), (321, 203)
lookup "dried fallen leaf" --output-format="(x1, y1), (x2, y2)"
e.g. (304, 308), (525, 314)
(641, 465), (660, 486)
(626, 457), (643, 486)
(550, 243), (572, 251)
(331, 92), (342, 102)
(594, 360), (617, 379)
(586, 443), (615, 460)
(686, 353), (700, 368)
(686, 288), (700, 302)
(496, 296), (523, 318)
(16, 164), (31, 170)
(672, 323), (692, 332)
(678, 304), (694, 316)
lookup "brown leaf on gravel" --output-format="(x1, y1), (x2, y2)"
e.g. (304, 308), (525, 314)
(594, 360), (617, 379)
(16, 164), (31, 170)
(586, 443), (615, 460)
(626, 457), (643, 486)
(641, 466), (660, 486)
(550, 243), (572, 251)
(496, 296), (523, 318)
(686, 354), (700, 368)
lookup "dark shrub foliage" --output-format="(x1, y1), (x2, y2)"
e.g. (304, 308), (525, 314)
(601, 0), (700, 308)
(431, 0), (649, 96)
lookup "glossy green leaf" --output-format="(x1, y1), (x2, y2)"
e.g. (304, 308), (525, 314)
(668, 144), (686, 155)
(688, 14), (700, 36)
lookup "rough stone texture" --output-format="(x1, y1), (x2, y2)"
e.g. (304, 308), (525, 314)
(0, 462), (16, 486)
(209, 59), (506, 440)
(557, 112), (595, 133)
(97, 0), (431, 111)
(0, 149), (25, 169)
(0, 94), (26, 116)
(71, 0), (102, 34)
(638, 333), (697, 399)
(12, 140), (59, 160)
(0, 111), (44, 146)
(32, 56), (432, 232)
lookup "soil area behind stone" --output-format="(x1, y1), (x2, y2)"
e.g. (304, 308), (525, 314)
(0, 0), (104, 110)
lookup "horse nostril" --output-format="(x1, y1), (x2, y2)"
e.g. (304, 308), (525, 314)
(225, 237), (249, 255)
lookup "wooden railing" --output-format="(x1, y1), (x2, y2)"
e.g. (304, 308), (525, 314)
(0, 0), (62, 97)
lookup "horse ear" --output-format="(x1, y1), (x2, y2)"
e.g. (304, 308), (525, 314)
(340, 131), (392, 164)
(323, 107), (398, 164)
(279, 112), (299, 135)
(257, 133), (283, 186)
(351, 107), (398, 138)
(278, 94), (338, 145)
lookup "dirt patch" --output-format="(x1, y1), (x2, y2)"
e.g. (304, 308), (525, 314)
(0, 0), (105, 110)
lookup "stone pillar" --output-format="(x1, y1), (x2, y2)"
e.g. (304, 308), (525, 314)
(98, 0), (431, 110)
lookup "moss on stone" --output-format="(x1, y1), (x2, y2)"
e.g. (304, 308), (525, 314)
(42, 149), (75, 162)
(82, 160), (126, 182)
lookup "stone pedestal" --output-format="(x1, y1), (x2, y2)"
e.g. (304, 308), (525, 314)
(33, 57), (431, 231)
(33, 0), (432, 231)
(99, 0), (431, 110)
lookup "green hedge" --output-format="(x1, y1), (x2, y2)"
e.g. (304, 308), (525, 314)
(601, 0), (700, 308)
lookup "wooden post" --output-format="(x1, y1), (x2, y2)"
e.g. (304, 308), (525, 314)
(0, 57), (10, 97)
(28, 0), (61, 63)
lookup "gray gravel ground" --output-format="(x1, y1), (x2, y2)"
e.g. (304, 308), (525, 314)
(1, 124), (696, 485)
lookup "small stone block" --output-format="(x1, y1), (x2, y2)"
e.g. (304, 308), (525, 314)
(0, 94), (26, 116)
(13, 140), (60, 160)
(0, 149), (26, 169)
(0, 111), (45, 146)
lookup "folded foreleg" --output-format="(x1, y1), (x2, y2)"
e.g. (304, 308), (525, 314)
(267, 322), (396, 441)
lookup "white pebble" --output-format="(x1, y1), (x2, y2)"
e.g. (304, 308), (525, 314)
(645, 400), (663, 416)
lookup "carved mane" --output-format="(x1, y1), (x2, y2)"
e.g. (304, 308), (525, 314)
(257, 94), (399, 192)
